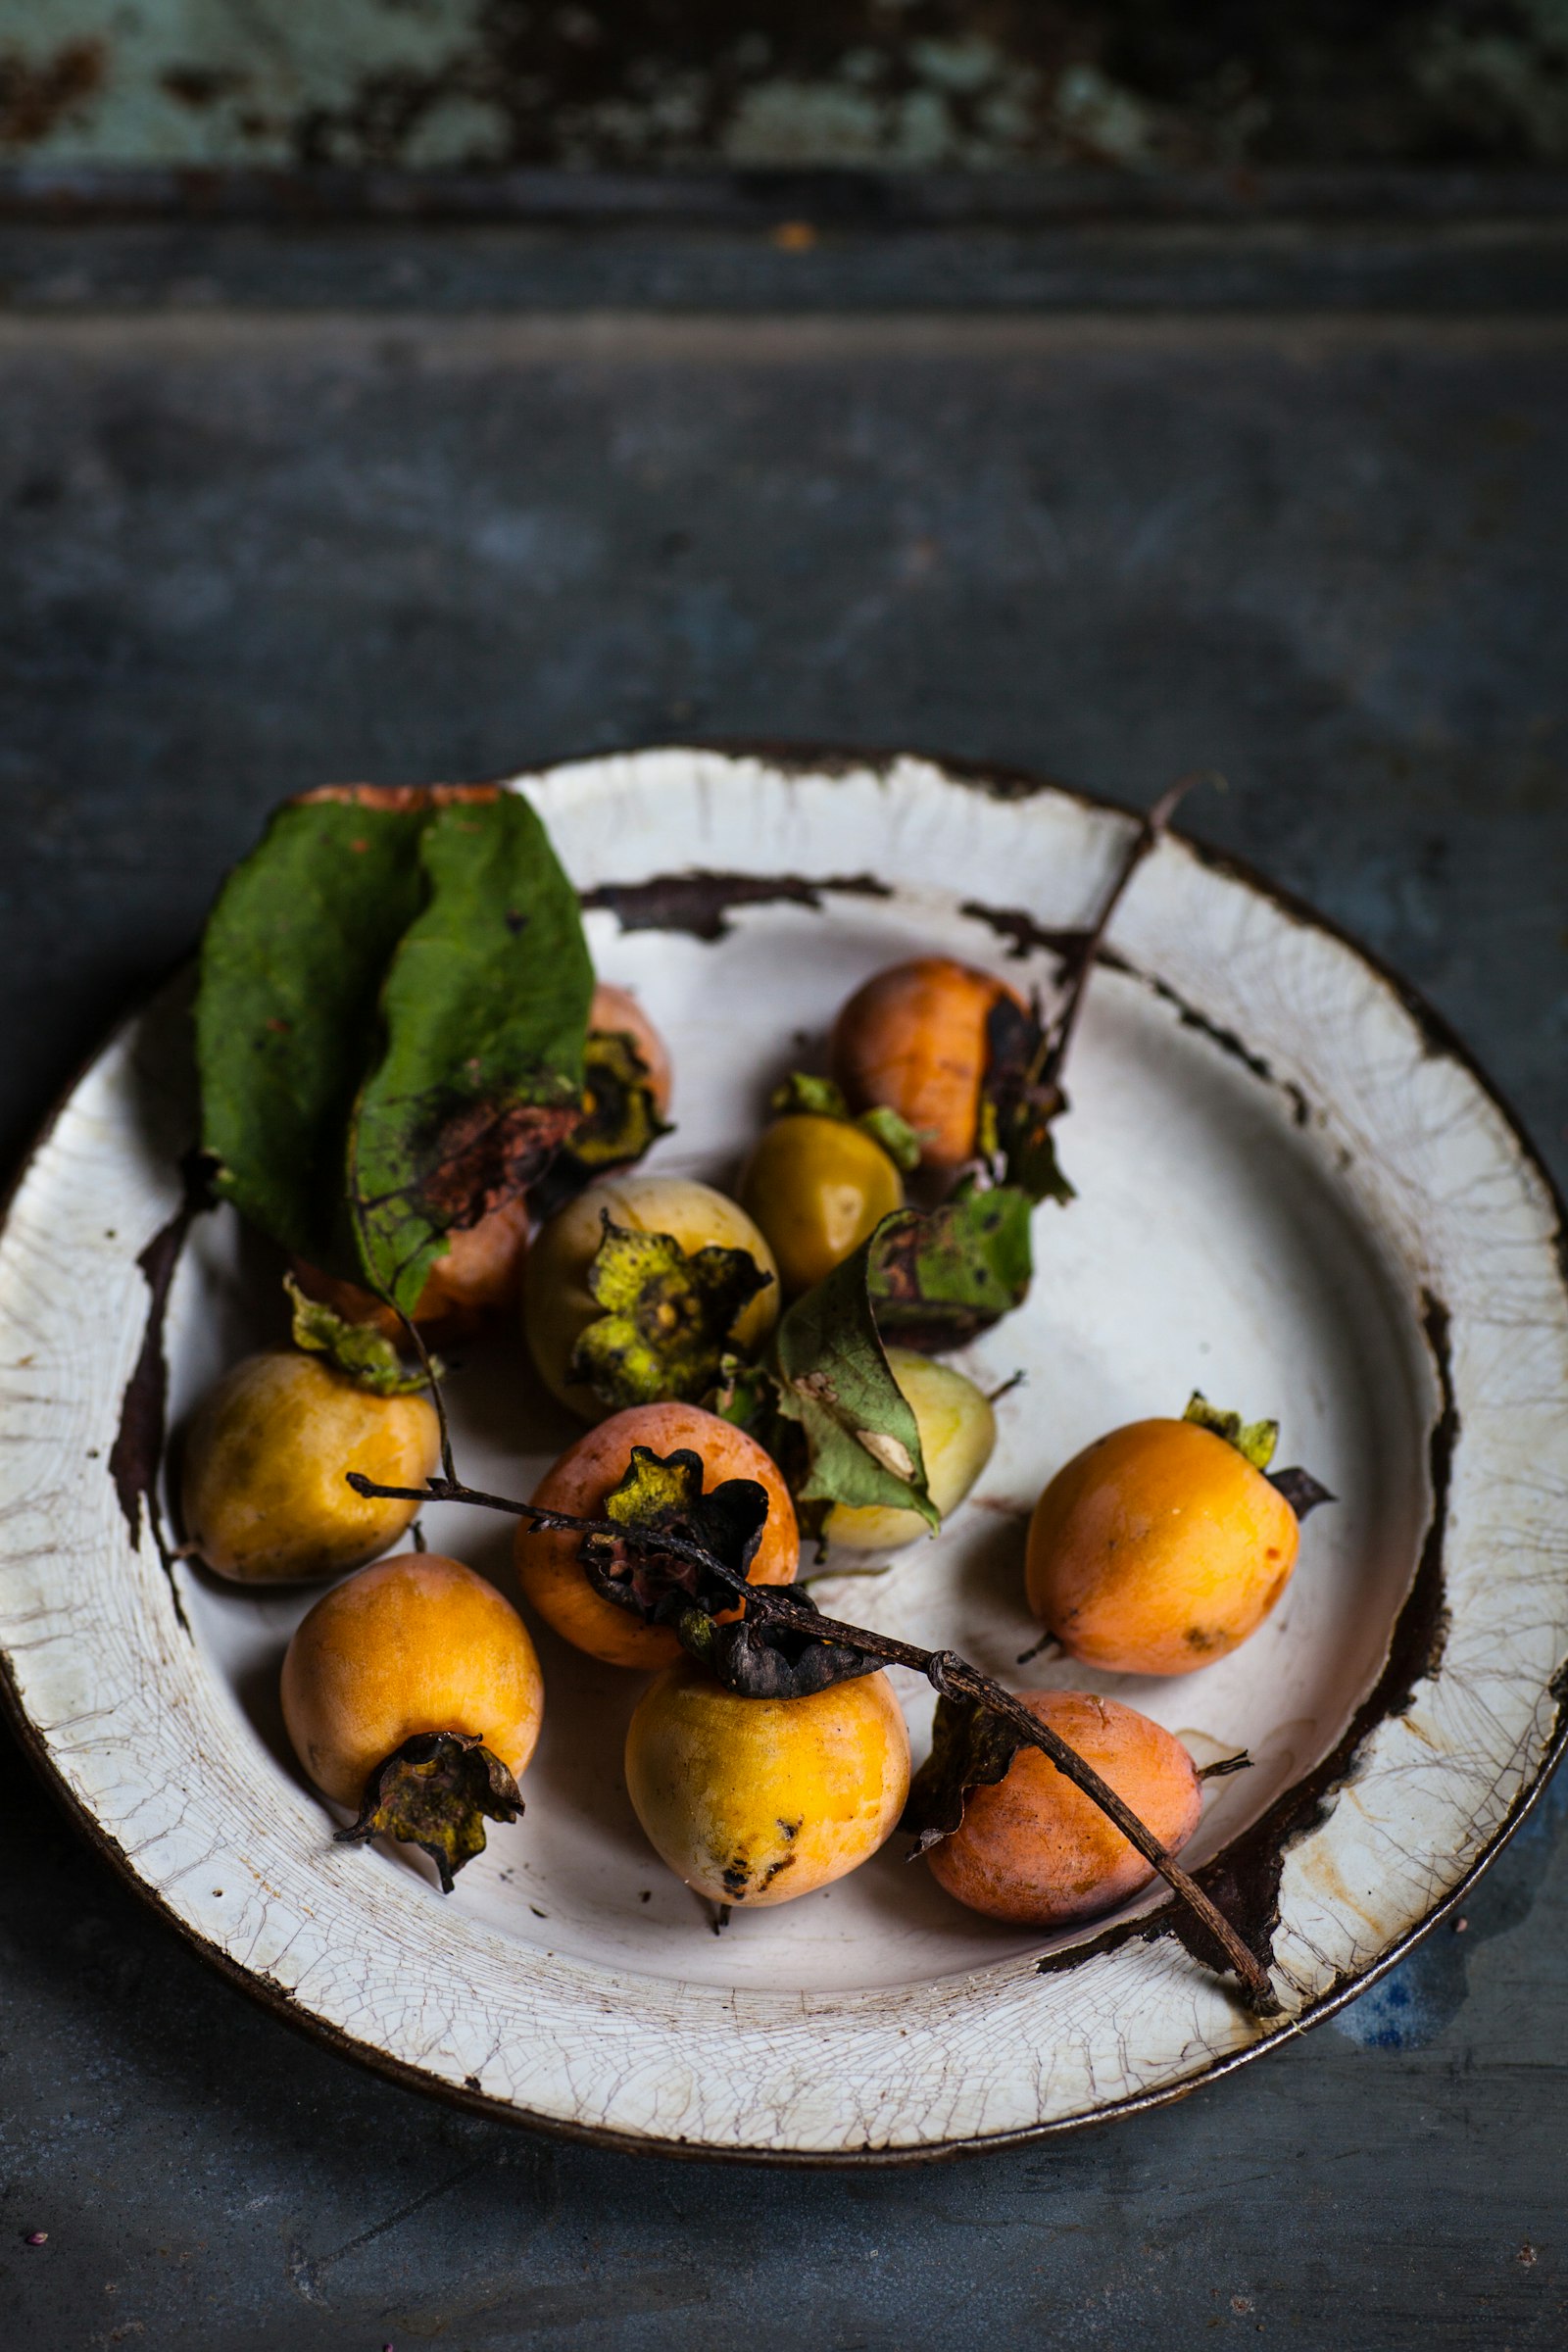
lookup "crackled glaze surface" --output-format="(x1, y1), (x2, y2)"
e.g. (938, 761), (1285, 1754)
(1, 749), (1565, 2158)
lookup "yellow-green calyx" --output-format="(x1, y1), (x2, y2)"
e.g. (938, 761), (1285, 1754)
(285, 1273), (440, 1396)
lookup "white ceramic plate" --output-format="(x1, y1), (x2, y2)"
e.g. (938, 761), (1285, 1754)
(3, 748), (1566, 2162)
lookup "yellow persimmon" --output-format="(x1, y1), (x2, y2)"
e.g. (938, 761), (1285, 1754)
(625, 1657), (910, 1906)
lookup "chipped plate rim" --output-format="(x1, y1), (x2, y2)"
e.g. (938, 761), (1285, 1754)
(2, 743), (1566, 2163)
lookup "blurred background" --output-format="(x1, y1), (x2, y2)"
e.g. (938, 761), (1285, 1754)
(4, 1), (1568, 172)
(1, 8), (1565, 2351)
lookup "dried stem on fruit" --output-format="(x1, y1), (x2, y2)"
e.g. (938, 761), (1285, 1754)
(347, 1466), (1279, 2013)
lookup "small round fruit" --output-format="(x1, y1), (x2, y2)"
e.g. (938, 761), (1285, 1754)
(1026, 1417), (1301, 1676)
(824, 1346), (997, 1552)
(925, 1690), (1201, 1927)
(830, 956), (1025, 1174)
(625, 1656), (910, 1906)
(516, 1400), (800, 1668)
(292, 1193), (532, 1341)
(281, 1551), (544, 1807)
(590, 982), (672, 1117)
(738, 1112), (904, 1296)
(181, 1351), (439, 1584)
(522, 1171), (780, 1419)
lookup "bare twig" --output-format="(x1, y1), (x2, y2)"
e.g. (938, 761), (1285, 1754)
(347, 1467), (1278, 2013)
(1032, 769), (1217, 1095)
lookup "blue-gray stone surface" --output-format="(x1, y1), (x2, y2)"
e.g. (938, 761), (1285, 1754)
(0, 241), (1564, 2347)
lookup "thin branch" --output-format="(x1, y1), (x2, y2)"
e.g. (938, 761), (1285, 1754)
(347, 1468), (1278, 2013)
(1033, 769), (1217, 1095)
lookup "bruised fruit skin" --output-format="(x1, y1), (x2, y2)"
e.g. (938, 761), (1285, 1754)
(516, 1400), (800, 1668)
(625, 1655), (909, 1905)
(181, 1351), (439, 1583)
(589, 982), (672, 1117)
(1026, 1417), (1301, 1676)
(281, 1551), (544, 1807)
(292, 1194), (532, 1342)
(825, 1346), (997, 1552)
(830, 956), (1026, 1174)
(926, 1690), (1201, 1926)
(523, 1171), (780, 1420)
(739, 1112), (904, 1297)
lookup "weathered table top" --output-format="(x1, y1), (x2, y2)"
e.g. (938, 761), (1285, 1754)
(1, 205), (1564, 2348)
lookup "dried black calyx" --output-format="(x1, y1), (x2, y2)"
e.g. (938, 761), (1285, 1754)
(1266, 1466), (1336, 1520)
(335, 1731), (521, 1893)
(579, 1446), (768, 1626)
(900, 1693), (1027, 1853)
(679, 1585), (882, 1699)
(570, 1216), (773, 1411)
(980, 994), (1075, 1205)
(533, 1028), (672, 1215)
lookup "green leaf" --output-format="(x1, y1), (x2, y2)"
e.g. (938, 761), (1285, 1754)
(347, 796), (593, 1313)
(569, 1218), (773, 1412)
(868, 1186), (1035, 1350)
(773, 1227), (938, 1530)
(199, 789), (594, 1316)
(198, 796), (430, 1271)
(1184, 1391), (1280, 1471)
(901, 1694), (1027, 1851)
(284, 1273), (437, 1397)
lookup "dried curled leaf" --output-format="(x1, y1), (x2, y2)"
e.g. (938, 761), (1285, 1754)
(980, 994), (1076, 1205)
(284, 1273), (437, 1396)
(1184, 1391), (1280, 1471)
(901, 1694), (1026, 1852)
(334, 1731), (521, 1892)
(868, 1188), (1035, 1351)
(1266, 1466), (1336, 1520)
(772, 1228), (937, 1531)
(578, 1445), (768, 1624)
(680, 1588), (882, 1699)
(569, 1217), (773, 1412)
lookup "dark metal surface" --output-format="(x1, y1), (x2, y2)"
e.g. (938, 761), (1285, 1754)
(1, 235), (1566, 2342)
